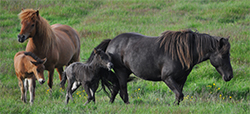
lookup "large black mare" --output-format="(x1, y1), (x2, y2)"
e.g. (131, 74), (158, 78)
(93, 29), (233, 105)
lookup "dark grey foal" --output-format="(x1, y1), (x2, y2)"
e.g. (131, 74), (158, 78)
(60, 48), (113, 105)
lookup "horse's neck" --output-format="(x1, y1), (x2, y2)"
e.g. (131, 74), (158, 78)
(193, 38), (217, 65)
(88, 59), (101, 73)
(26, 20), (55, 57)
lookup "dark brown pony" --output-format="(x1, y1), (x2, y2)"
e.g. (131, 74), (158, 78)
(17, 9), (81, 89)
(14, 51), (46, 105)
(92, 29), (233, 105)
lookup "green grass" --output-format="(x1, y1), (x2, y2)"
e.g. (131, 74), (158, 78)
(1, 0), (250, 113)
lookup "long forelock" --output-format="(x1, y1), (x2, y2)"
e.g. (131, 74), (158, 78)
(18, 9), (37, 22)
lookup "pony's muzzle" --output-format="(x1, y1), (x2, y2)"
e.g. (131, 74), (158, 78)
(38, 79), (45, 84)
(17, 34), (27, 43)
(107, 62), (114, 71)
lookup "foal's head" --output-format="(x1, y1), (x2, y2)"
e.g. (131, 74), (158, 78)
(18, 9), (40, 43)
(93, 48), (113, 71)
(25, 52), (47, 84)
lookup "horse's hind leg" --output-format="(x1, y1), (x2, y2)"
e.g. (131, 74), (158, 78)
(18, 79), (27, 103)
(65, 79), (74, 104)
(71, 81), (81, 94)
(56, 67), (64, 81)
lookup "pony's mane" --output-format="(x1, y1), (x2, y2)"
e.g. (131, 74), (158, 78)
(158, 29), (220, 69)
(24, 52), (44, 64)
(18, 9), (54, 53)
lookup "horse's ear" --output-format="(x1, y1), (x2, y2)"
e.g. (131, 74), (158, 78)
(36, 10), (39, 16)
(22, 9), (24, 11)
(93, 48), (97, 54)
(30, 61), (38, 66)
(42, 58), (47, 64)
(218, 38), (228, 50)
(35, 10), (40, 20)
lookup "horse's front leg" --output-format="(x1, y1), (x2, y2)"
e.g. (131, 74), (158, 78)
(28, 78), (36, 105)
(47, 69), (55, 89)
(163, 77), (184, 105)
(115, 69), (130, 104)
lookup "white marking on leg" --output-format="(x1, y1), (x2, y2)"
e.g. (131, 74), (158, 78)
(28, 79), (34, 104)
(24, 79), (28, 101)
(90, 89), (93, 97)
(71, 81), (80, 90)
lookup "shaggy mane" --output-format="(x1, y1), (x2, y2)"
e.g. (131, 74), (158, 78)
(157, 29), (226, 69)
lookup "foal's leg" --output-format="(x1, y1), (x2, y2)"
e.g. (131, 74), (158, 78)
(71, 81), (81, 94)
(91, 82), (99, 103)
(163, 77), (184, 105)
(83, 83), (93, 105)
(24, 79), (28, 103)
(65, 79), (74, 104)
(28, 78), (36, 105)
(18, 78), (26, 103)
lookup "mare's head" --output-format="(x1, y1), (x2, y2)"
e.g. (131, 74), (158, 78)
(209, 37), (233, 82)
(93, 48), (113, 71)
(18, 9), (40, 43)
(25, 52), (47, 84)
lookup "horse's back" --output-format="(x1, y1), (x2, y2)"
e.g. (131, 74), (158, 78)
(14, 51), (27, 75)
(107, 33), (168, 80)
(51, 24), (81, 64)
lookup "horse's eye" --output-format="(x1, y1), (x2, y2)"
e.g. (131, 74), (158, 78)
(31, 24), (34, 27)
(37, 69), (40, 73)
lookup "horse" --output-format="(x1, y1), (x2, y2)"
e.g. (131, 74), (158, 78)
(17, 9), (80, 89)
(92, 29), (233, 105)
(14, 51), (47, 105)
(60, 48), (114, 105)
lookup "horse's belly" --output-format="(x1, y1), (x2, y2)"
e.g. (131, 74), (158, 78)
(134, 71), (162, 81)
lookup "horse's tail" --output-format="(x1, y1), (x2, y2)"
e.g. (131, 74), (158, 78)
(60, 71), (67, 89)
(99, 69), (136, 98)
(86, 39), (111, 63)
(99, 69), (114, 98)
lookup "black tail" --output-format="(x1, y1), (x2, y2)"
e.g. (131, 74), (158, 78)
(86, 39), (111, 63)
(60, 72), (67, 89)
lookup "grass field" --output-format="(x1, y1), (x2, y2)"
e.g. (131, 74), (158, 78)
(1, 0), (250, 113)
